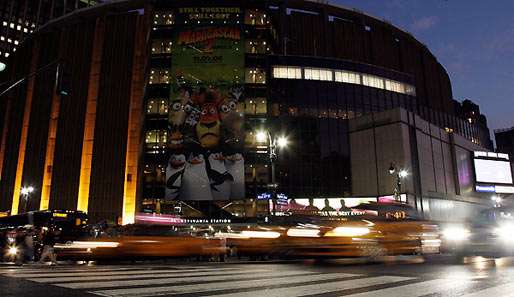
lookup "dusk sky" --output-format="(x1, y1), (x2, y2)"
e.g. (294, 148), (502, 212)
(333, 0), (514, 133)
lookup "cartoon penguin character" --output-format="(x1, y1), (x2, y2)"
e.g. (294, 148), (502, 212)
(225, 153), (245, 199)
(207, 153), (233, 200)
(180, 153), (212, 201)
(165, 154), (186, 199)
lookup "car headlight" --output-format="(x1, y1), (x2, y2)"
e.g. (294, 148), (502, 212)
(286, 228), (320, 238)
(240, 230), (281, 239)
(325, 227), (370, 237)
(8, 246), (18, 255)
(442, 226), (470, 241)
(494, 223), (514, 242)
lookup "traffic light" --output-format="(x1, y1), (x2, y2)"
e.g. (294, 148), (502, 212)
(57, 63), (72, 96)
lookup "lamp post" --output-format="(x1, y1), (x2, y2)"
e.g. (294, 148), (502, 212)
(20, 186), (34, 214)
(388, 164), (408, 202)
(256, 130), (288, 215)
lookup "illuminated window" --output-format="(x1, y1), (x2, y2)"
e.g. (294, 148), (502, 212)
(143, 164), (166, 183)
(304, 68), (333, 81)
(154, 11), (174, 25)
(245, 39), (269, 54)
(149, 69), (170, 84)
(245, 68), (266, 84)
(270, 65), (416, 95)
(145, 130), (168, 149)
(272, 66), (302, 79)
(245, 98), (267, 115)
(245, 9), (269, 25)
(151, 39), (172, 54)
(334, 70), (361, 84)
(362, 74), (384, 89)
(146, 99), (168, 115)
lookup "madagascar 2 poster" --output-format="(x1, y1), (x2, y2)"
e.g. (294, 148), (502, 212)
(166, 20), (245, 201)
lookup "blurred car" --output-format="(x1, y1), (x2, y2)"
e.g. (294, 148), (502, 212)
(221, 202), (440, 259)
(441, 206), (514, 258)
(55, 225), (226, 260)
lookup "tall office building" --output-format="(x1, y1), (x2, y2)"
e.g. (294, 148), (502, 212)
(0, 0), (98, 70)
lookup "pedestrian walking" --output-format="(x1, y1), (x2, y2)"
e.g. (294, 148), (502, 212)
(39, 229), (57, 265)
(23, 229), (35, 263)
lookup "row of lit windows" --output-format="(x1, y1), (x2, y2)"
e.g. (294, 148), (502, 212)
(145, 130), (168, 148)
(153, 9), (269, 26)
(145, 98), (267, 116)
(151, 39), (172, 54)
(149, 68), (266, 85)
(1, 21), (35, 33)
(151, 39), (270, 55)
(0, 36), (19, 45)
(272, 66), (416, 96)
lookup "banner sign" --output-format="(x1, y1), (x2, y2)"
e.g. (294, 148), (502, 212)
(166, 15), (245, 201)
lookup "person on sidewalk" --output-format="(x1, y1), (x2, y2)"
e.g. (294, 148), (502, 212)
(39, 229), (57, 265)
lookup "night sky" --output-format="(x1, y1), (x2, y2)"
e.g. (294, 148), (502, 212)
(332, 0), (514, 133)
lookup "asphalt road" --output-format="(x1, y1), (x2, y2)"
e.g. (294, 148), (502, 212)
(2, 256), (514, 297)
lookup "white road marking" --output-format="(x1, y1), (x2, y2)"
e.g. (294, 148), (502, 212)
(55, 268), (272, 288)
(204, 275), (412, 297)
(92, 272), (365, 297)
(460, 282), (514, 297)
(340, 278), (470, 297)
(10, 267), (234, 278)
(30, 268), (247, 283)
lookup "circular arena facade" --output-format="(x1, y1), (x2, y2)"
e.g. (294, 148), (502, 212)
(0, 0), (492, 223)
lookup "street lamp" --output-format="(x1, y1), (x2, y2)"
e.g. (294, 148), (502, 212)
(20, 186), (34, 214)
(492, 195), (502, 207)
(255, 130), (289, 215)
(388, 164), (408, 201)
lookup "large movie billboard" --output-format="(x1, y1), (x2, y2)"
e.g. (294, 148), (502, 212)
(166, 23), (245, 201)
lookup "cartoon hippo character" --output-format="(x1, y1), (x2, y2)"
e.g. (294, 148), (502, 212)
(207, 153), (233, 200)
(165, 154), (186, 199)
(180, 153), (212, 201)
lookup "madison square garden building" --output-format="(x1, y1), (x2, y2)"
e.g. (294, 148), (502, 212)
(0, 0), (498, 223)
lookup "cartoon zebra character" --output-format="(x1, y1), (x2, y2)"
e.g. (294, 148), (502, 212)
(207, 153), (233, 200)
(180, 153), (212, 201)
(165, 154), (186, 199)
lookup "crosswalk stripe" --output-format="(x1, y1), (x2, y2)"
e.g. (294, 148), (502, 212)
(10, 267), (235, 278)
(460, 282), (514, 297)
(0, 267), (143, 274)
(200, 275), (412, 297)
(339, 278), (470, 297)
(42, 268), (268, 285)
(92, 272), (366, 297)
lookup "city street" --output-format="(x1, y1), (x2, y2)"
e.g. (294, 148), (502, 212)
(2, 256), (514, 297)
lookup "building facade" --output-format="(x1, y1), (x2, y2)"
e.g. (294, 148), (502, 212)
(0, 0), (494, 223)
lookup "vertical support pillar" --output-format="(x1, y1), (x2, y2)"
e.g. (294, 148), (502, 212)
(11, 44), (39, 215)
(77, 19), (104, 213)
(40, 68), (61, 210)
(122, 14), (149, 225)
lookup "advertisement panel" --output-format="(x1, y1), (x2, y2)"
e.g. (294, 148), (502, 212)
(474, 159), (513, 184)
(166, 14), (245, 201)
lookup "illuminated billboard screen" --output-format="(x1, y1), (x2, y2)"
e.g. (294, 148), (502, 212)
(474, 159), (513, 184)
(165, 10), (245, 201)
